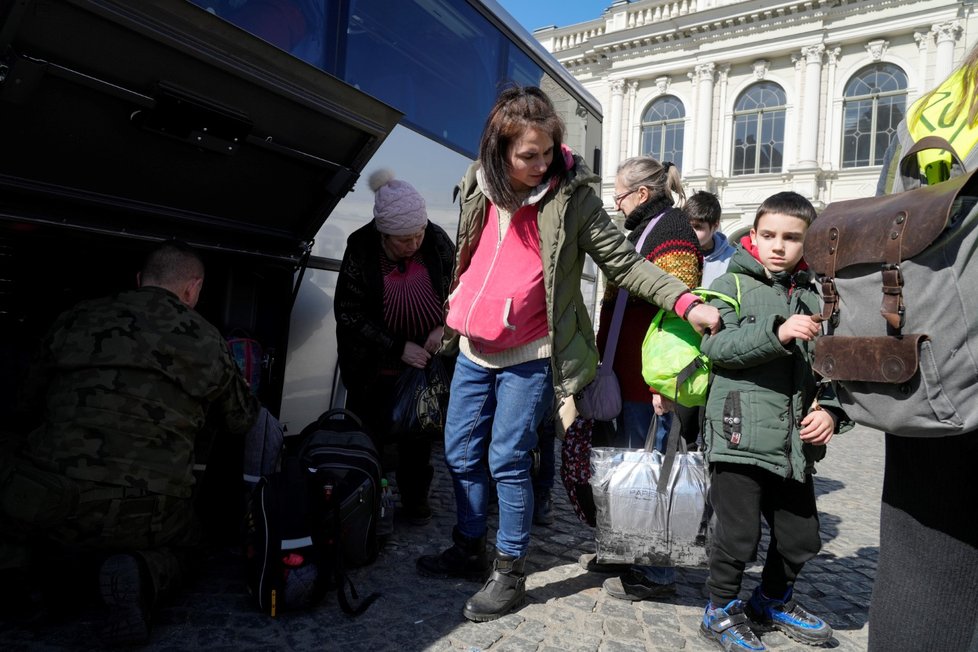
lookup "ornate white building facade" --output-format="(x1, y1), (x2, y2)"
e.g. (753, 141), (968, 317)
(534, 0), (976, 236)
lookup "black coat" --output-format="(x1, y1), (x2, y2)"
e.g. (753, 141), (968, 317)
(335, 220), (456, 392)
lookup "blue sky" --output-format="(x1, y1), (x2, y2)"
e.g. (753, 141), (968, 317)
(496, 0), (611, 33)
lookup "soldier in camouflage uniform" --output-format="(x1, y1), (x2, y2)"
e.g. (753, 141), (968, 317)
(1, 241), (258, 645)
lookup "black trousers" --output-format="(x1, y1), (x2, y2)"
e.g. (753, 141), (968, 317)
(346, 374), (434, 510)
(869, 432), (978, 652)
(706, 462), (821, 606)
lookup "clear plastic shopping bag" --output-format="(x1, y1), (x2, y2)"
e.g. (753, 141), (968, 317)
(590, 416), (713, 567)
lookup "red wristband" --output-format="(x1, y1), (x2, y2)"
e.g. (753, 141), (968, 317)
(673, 292), (701, 321)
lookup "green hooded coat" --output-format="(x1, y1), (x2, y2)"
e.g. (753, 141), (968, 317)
(701, 245), (852, 482)
(443, 153), (691, 400)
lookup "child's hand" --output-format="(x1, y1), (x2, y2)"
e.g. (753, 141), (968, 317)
(777, 314), (821, 345)
(799, 408), (835, 445)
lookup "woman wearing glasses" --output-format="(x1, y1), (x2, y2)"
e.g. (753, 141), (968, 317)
(586, 156), (704, 602)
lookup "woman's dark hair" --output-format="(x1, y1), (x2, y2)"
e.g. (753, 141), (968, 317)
(478, 85), (567, 212)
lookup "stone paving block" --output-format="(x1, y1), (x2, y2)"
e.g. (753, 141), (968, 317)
(450, 620), (510, 649)
(646, 626), (686, 649)
(603, 616), (644, 640)
(543, 605), (605, 634)
(549, 631), (602, 651)
(512, 618), (547, 643)
(595, 597), (637, 619)
(489, 635), (542, 652)
(557, 591), (599, 613)
(639, 607), (680, 630)
(598, 637), (648, 652)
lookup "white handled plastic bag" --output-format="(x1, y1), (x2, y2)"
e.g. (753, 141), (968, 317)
(590, 417), (712, 567)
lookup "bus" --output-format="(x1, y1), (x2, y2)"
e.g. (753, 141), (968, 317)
(0, 0), (603, 435)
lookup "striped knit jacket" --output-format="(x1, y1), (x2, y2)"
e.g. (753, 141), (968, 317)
(596, 195), (703, 403)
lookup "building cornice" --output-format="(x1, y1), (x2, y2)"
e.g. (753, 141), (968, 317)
(545, 0), (965, 70)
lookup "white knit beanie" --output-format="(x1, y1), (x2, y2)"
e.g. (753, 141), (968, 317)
(369, 169), (428, 236)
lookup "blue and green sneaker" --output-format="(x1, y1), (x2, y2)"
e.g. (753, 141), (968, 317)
(700, 599), (766, 651)
(746, 586), (832, 645)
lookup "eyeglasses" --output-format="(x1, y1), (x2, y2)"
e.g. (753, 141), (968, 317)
(613, 189), (636, 207)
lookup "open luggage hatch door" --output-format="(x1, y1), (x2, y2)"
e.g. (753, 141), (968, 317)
(0, 0), (402, 262)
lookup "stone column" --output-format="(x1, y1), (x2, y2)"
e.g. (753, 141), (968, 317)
(626, 80), (640, 158)
(798, 45), (825, 167)
(822, 47), (842, 168)
(607, 78), (626, 184)
(933, 21), (962, 83)
(692, 63), (715, 176)
(912, 31), (929, 104)
(716, 64), (731, 177)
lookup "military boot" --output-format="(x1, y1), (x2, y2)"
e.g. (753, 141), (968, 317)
(416, 526), (489, 581)
(462, 552), (527, 622)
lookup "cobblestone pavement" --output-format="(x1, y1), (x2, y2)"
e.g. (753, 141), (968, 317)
(1, 425), (883, 651)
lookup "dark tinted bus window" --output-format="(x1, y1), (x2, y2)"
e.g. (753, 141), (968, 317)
(188, 0), (598, 162)
(345, 0), (503, 157)
(190, 1), (331, 69)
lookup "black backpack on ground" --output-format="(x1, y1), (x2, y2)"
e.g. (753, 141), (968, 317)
(295, 409), (383, 569)
(244, 409), (381, 617)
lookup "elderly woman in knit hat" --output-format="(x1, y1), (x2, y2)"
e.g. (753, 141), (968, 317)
(335, 169), (457, 526)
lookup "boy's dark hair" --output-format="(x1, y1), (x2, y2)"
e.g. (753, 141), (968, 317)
(754, 191), (817, 228)
(478, 85), (567, 213)
(685, 190), (721, 227)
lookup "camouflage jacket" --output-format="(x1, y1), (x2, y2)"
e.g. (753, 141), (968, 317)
(21, 286), (258, 498)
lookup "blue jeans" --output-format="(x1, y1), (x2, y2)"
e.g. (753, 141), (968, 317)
(443, 352), (554, 557)
(613, 400), (677, 585)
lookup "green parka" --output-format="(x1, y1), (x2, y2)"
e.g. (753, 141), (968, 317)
(701, 245), (851, 482)
(443, 153), (691, 400)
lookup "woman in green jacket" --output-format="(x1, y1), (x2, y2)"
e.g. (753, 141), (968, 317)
(415, 86), (720, 622)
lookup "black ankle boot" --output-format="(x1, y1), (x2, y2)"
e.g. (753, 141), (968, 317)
(416, 526), (489, 581)
(462, 552), (527, 622)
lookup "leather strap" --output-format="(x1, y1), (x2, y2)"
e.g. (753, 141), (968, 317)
(819, 225), (840, 324)
(602, 210), (667, 367)
(813, 334), (926, 384)
(880, 209), (908, 330)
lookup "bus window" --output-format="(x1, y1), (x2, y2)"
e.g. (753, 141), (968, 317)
(344, 0), (499, 157)
(191, 1), (332, 69)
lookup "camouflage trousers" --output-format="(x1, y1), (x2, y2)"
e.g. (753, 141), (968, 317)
(1, 457), (200, 602)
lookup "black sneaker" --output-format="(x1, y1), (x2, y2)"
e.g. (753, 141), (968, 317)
(98, 554), (150, 647)
(746, 586), (832, 645)
(602, 569), (677, 601)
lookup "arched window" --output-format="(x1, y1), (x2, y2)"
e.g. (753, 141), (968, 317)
(842, 63), (908, 168)
(732, 82), (786, 175)
(640, 96), (685, 169)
